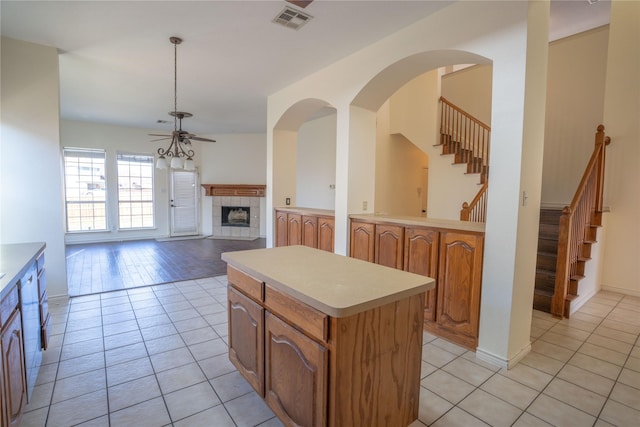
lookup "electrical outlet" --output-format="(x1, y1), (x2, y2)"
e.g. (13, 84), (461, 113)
(285, 197), (291, 206)
(362, 201), (368, 210)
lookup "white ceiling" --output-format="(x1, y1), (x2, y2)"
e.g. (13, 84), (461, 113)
(1, 0), (610, 136)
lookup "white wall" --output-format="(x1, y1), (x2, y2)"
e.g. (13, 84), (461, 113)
(601, 0), (640, 296)
(199, 133), (267, 236)
(542, 26), (609, 206)
(268, 1), (549, 366)
(296, 114), (337, 209)
(61, 120), (177, 243)
(441, 64), (493, 125)
(389, 70), (440, 153)
(1, 37), (68, 297)
(375, 100), (428, 216)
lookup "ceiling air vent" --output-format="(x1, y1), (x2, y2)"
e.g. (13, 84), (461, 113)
(273, 6), (313, 30)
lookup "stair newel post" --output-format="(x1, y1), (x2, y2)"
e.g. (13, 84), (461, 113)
(593, 124), (611, 225)
(552, 206), (573, 318)
(460, 202), (470, 221)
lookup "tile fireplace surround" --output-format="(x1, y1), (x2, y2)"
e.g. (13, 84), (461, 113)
(203, 184), (265, 240)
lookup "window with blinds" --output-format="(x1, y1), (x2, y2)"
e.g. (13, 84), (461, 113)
(63, 148), (107, 232)
(117, 153), (155, 229)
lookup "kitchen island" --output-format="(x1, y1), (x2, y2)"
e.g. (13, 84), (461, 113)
(222, 245), (434, 427)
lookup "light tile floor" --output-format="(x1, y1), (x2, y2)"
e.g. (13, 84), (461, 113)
(21, 279), (640, 426)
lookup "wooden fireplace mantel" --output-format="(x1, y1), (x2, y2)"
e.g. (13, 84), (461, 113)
(202, 184), (266, 197)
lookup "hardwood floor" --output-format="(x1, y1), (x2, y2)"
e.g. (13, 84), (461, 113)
(66, 238), (266, 296)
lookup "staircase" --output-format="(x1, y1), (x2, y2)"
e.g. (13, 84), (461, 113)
(534, 209), (562, 313)
(437, 97), (490, 185)
(435, 97), (490, 222)
(536, 125), (611, 318)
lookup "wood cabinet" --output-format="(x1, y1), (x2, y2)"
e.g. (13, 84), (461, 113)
(350, 217), (484, 349)
(1, 288), (26, 427)
(302, 215), (318, 248)
(275, 208), (334, 252)
(0, 243), (46, 427)
(434, 232), (484, 348)
(375, 224), (404, 269)
(275, 210), (288, 247)
(225, 250), (426, 427)
(318, 217), (334, 253)
(287, 214), (302, 246)
(264, 312), (327, 427)
(349, 220), (375, 262)
(228, 286), (264, 395)
(404, 227), (439, 322)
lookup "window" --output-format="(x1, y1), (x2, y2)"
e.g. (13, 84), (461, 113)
(63, 148), (107, 232)
(117, 153), (154, 229)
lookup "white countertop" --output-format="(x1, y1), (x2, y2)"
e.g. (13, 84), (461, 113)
(350, 214), (485, 233)
(222, 245), (434, 318)
(0, 242), (45, 296)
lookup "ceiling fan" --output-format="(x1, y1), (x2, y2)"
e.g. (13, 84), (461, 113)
(152, 37), (215, 171)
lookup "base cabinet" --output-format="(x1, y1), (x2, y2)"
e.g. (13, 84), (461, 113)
(1, 309), (26, 427)
(227, 264), (423, 427)
(318, 217), (334, 253)
(432, 232), (484, 348)
(228, 287), (264, 395)
(350, 218), (484, 349)
(275, 209), (334, 252)
(265, 312), (327, 427)
(404, 228), (439, 322)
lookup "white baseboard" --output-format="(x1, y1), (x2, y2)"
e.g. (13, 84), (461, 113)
(476, 342), (531, 370)
(601, 284), (640, 298)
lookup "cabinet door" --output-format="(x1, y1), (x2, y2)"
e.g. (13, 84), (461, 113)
(1, 310), (26, 427)
(302, 216), (318, 249)
(228, 287), (264, 395)
(275, 210), (288, 247)
(318, 217), (335, 253)
(265, 312), (327, 427)
(287, 214), (302, 246)
(375, 224), (405, 269)
(350, 221), (375, 262)
(437, 232), (484, 344)
(404, 228), (439, 322)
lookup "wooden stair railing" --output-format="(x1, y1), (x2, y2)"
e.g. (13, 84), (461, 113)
(460, 182), (488, 222)
(439, 96), (491, 184)
(551, 125), (611, 318)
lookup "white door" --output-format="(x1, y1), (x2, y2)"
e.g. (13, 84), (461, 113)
(170, 169), (199, 236)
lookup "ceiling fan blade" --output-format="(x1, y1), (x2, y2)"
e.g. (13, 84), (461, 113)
(189, 136), (217, 143)
(149, 137), (173, 142)
(149, 133), (172, 137)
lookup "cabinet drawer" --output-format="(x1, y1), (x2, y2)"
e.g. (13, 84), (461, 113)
(228, 265), (264, 302)
(0, 284), (19, 327)
(38, 268), (47, 300)
(265, 285), (328, 343)
(39, 289), (49, 326)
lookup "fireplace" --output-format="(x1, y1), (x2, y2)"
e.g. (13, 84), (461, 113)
(222, 206), (250, 227)
(206, 184), (265, 240)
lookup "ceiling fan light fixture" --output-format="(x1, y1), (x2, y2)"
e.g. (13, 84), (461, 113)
(152, 37), (216, 169)
(170, 156), (184, 169)
(156, 156), (168, 169)
(183, 158), (195, 171)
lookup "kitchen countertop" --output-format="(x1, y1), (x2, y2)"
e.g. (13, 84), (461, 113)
(0, 242), (46, 296)
(222, 245), (434, 318)
(350, 213), (486, 233)
(274, 207), (335, 216)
